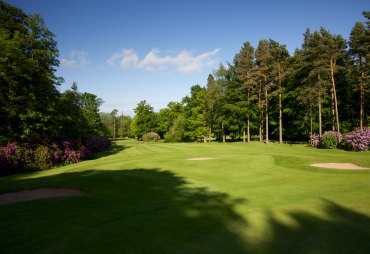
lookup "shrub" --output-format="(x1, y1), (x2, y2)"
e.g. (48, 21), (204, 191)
(142, 132), (160, 142)
(309, 133), (321, 147)
(33, 146), (52, 170)
(343, 127), (370, 151)
(0, 136), (111, 175)
(85, 136), (111, 154)
(320, 131), (342, 149)
(0, 142), (33, 173)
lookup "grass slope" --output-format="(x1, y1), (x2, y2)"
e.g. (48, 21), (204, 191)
(0, 139), (369, 253)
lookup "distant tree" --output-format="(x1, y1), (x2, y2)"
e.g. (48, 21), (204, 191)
(157, 102), (183, 137)
(80, 92), (104, 135)
(182, 85), (208, 142)
(56, 83), (87, 137)
(118, 114), (132, 138)
(130, 101), (157, 139)
(205, 74), (223, 142)
(110, 109), (118, 138)
(99, 112), (113, 137)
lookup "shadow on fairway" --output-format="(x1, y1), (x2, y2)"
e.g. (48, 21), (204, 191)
(254, 199), (370, 254)
(1, 169), (370, 253)
(0, 168), (248, 253)
(88, 142), (130, 160)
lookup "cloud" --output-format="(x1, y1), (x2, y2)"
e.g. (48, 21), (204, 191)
(107, 48), (220, 73)
(60, 50), (90, 69)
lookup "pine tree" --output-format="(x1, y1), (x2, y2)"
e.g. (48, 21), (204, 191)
(234, 42), (255, 142)
(269, 40), (290, 144)
(349, 21), (369, 128)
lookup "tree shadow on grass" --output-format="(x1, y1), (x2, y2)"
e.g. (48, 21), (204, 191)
(253, 199), (370, 254)
(88, 142), (130, 160)
(1, 169), (369, 254)
(0, 168), (248, 254)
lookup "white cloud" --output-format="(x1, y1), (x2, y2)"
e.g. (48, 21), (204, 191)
(107, 48), (220, 73)
(60, 50), (90, 69)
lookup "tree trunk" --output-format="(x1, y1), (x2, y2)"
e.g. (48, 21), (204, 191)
(222, 122), (226, 143)
(318, 90), (322, 137)
(265, 86), (269, 144)
(247, 89), (250, 143)
(278, 67), (283, 144)
(318, 74), (323, 138)
(208, 126), (212, 142)
(243, 130), (246, 143)
(310, 104), (313, 137)
(331, 87), (335, 131)
(258, 85), (263, 142)
(247, 118), (250, 143)
(279, 90), (283, 144)
(113, 117), (116, 138)
(331, 59), (340, 133)
(360, 71), (364, 129)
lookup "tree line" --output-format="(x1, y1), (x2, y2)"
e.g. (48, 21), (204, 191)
(0, 1), (107, 141)
(130, 12), (369, 142)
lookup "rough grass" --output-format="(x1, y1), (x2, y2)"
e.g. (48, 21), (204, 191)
(0, 139), (369, 253)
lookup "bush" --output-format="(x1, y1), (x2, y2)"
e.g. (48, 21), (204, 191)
(85, 136), (111, 153)
(320, 131), (342, 149)
(0, 136), (111, 175)
(309, 133), (321, 147)
(142, 132), (160, 142)
(343, 127), (370, 151)
(33, 146), (52, 170)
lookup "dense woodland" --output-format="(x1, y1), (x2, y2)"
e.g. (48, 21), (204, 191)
(0, 0), (369, 144)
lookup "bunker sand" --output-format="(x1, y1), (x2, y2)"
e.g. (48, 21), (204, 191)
(310, 163), (369, 170)
(0, 188), (86, 205)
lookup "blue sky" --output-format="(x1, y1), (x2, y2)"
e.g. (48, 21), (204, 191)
(8, 0), (369, 115)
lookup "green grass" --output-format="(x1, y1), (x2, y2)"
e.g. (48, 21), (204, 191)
(0, 139), (369, 254)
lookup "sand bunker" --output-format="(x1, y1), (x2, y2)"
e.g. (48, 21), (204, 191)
(186, 157), (216, 161)
(0, 188), (86, 205)
(310, 163), (369, 170)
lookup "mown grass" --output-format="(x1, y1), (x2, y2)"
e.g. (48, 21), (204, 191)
(0, 139), (369, 253)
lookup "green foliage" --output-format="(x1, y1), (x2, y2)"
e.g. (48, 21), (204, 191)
(182, 85), (208, 141)
(164, 114), (186, 142)
(320, 132), (342, 149)
(0, 2), (61, 139)
(130, 101), (157, 139)
(157, 102), (183, 137)
(118, 115), (132, 138)
(33, 145), (52, 170)
(81, 92), (104, 136)
(0, 1), (106, 140)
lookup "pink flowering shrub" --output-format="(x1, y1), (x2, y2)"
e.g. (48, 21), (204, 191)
(309, 133), (321, 147)
(320, 131), (342, 149)
(343, 127), (370, 151)
(142, 132), (160, 142)
(0, 136), (111, 175)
